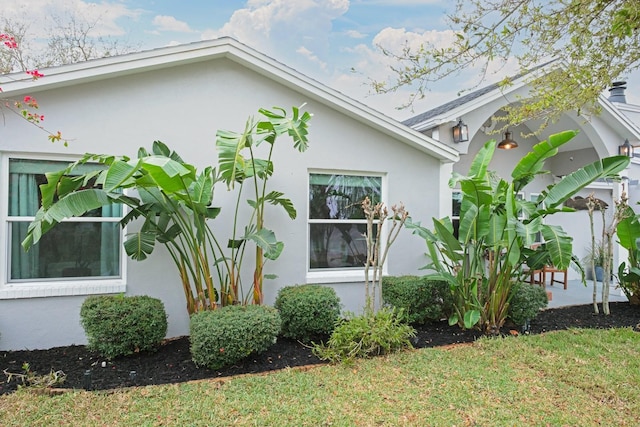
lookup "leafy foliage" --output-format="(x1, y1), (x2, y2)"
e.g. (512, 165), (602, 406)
(215, 105), (312, 305)
(507, 282), (548, 327)
(373, 0), (640, 130)
(80, 295), (168, 359)
(407, 130), (630, 334)
(616, 203), (640, 304)
(274, 285), (341, 343)
(312, 307), (415, 364)
(22, 106), (312, 313)
(381, 275), (453, 324)
(190, 305), (281, 370)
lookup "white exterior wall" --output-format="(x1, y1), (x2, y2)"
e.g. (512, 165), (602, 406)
(0, 58), (445, 350)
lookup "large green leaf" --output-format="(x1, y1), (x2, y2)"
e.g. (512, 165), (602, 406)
(541, 224), (573, 270)
(543, 156), (630, 208)
(468, 139), (496, 179)
(617, 207), (640, 250)
(46, 189), (112, 224)
(22, 189), (113, 249)
(140, 156), (193, 194)
(486, 211), (507, 247)
(264, 191), (296, 220)
(258, 105), (311, 152)
(190, 167), (215, 207)
(216, 120), (252, 189)
(104, 159), (141, 192)
(123, 230), (157, 261)
(463, 310), (481, 329)
(511, 130), (577, 192)
(244, 227), (284, 260)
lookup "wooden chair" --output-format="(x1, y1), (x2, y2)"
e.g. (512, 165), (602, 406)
(526, 243), (545, 287)
(528, 267), (545, 287)
(543, 265), (568, 289)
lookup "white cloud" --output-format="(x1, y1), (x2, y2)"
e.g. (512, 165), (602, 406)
(345, 30), (367, 39)
(296, 46), (328, 71)
(152, 15), (194, 33)
(201, 0), (349, 77)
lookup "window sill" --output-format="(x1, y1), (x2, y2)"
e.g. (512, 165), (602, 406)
(306, 269), (387, 284)
(0, 280), (126, 300)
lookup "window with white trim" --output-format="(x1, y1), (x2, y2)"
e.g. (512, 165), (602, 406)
(308, 173), (382, 270)
(6, 158), (122, 282)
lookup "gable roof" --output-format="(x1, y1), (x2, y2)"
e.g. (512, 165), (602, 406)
(402, 62), (553, 131)
(1, 37), (458, 162)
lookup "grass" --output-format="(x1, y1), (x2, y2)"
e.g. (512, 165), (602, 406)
(1, 328), (639, 426)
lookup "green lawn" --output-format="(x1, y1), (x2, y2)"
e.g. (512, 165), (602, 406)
(1, 328), (639, 426)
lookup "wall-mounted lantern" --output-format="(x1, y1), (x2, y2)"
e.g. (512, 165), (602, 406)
(619, 139), (635, 157)
(452, 119), (469, 143)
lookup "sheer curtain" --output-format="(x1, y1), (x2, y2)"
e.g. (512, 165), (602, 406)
(9, 170), (40, 280)
(8, 159), (122, 280)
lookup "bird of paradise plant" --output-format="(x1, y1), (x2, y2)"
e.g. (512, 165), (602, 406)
(22, 105), (311, 314)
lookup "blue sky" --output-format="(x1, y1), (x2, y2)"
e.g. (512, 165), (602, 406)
(2, 0), (638, 120)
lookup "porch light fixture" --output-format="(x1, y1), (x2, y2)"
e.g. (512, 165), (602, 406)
(498, 130), (518, 150)
(619, 138), (635, 157)
(452, 118), (469, 143)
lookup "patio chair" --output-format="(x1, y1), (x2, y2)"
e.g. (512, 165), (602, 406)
(543, 264), (568, 289)
(528, 267), (545, 287)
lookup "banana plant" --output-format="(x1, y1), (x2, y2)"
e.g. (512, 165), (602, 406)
(616, 204), (640, 305)
(215, 105), (311, 305)
(22, 105), (312, 313)
(22, 141), (225, 314)
(407, 130), (630, 334)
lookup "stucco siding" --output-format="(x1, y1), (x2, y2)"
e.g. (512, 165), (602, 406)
(0, 57), (443, 350)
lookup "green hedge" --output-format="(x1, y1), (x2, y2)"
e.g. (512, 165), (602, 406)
(190, 305), (281, 370)
(381, 275), (453, 324)
(80, 295), (168, 359)
(275, 285), (341, 343)
(508, 282), (549, 326)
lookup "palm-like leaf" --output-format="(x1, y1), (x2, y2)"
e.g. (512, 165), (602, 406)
(541, 224), (573, 270)
(616, 207), (640, 250)
(543, 156), (630, 208)
(123, 230), (156, 261)
(258, 105), (311, 152)
(263, 191), (297, 220)
(216, 122), (252, 189)
(511, 130), (577, 192)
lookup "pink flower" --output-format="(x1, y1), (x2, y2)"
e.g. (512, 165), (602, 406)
(0, 34), (18, 49)
(26, 70), (44, 79)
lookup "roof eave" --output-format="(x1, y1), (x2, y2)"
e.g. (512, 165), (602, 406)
(1, 37), (458, 162)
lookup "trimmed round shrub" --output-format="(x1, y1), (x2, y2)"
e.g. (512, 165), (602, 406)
(274, 285), (341, 343)
(382, 275), (453, 324)
(80, 295), (168, 359)
(190, 305), (281, 370)
(508, 282), (549, 326)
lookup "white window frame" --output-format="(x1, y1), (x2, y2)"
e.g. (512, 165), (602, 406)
(0, 153), (127, 299)
(306, 169), (387, 283)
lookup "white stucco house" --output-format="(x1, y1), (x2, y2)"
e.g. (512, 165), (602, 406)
(0, 38), (458, 350)
(403, 72), (640, 282)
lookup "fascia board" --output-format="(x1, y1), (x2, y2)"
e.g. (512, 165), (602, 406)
(597, 95), (640, 140)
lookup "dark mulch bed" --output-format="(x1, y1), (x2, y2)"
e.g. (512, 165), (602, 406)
(1, 302), (639, 395)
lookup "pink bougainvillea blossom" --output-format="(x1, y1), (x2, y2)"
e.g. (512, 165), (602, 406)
(26, 70), (45, 79)
(0, 33), (18, 49)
